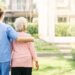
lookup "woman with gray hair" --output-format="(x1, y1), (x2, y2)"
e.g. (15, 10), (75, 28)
(11, 17), (39, 75)
(14, 17), (28, 32)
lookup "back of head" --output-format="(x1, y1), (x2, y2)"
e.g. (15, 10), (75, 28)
(0, 2), (7, 18)
(14, 17), (28, 32)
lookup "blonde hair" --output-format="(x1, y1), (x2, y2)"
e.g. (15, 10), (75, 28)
(0, 2), (7, 18)
(14, 17), (28, 32)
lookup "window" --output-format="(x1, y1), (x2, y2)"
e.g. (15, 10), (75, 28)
(56, 0), (69, 8)
(33, 4), (36, 9)
(58, 17), (67, 23)
(17, 0), (21, 10)
(17, 0), (29, 11)
(22, 0), (26, 10)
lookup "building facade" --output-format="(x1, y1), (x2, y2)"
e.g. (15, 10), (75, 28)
(36, 0), (75, 43)
(56, 0), (75, 25)
(2, 0), (37, 22)
(1, 0), (75, 42)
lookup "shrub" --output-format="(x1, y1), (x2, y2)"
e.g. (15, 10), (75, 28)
(55, 23), (71, 36)
(70, 25), (75, 36)
(27, 23), (38, 36)
(71, 43), (75, 60)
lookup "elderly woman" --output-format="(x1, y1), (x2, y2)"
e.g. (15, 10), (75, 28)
(11, 17), (39, 75)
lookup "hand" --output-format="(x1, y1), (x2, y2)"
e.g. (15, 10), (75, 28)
(35, 61), (39, 70)
(29, 37), (34, 42)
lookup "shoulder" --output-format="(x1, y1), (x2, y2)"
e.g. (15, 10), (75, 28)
(1, 23), (13, 30)
(1, 23), (10, 27)
(6, 24), (13, 29)
(6, 24), (15, 32)
(0, 23), (13, 31)
(0, 23), (8, 28)
(25, 32), (32, 37)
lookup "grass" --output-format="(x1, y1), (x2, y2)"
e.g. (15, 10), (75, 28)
(32, 57), (75, 75)
(34, 39), (59, 52)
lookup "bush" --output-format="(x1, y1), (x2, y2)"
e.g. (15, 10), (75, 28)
(71, 43), (75, 60)
(71, 49), (75, 60)
(70, 25), (75, 36)
(55, 23), (71, 36)
(27, 23), (38, 36)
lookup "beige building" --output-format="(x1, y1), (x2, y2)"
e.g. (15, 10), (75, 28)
(56, 0), (75, 25)
(36, 0), (75, 43)
(4, 0), (75, 24)
(3, 0), (37, 22)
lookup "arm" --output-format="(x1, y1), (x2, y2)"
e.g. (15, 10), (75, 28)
(7, 25), (34, 42)
(28, 42), (39, 70)
(16, 37), (34, 42)
(28, 42), (38, 61)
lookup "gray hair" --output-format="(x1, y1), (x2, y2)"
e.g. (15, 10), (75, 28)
(14, 17), (28, 31)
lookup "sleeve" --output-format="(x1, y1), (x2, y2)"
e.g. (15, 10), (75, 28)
(7, 25), (18, 40)
(28, 42), (38, 61)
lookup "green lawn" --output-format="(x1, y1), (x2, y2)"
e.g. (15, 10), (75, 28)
(32, 57), (75, 75)
(34, 39), (59, 52)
